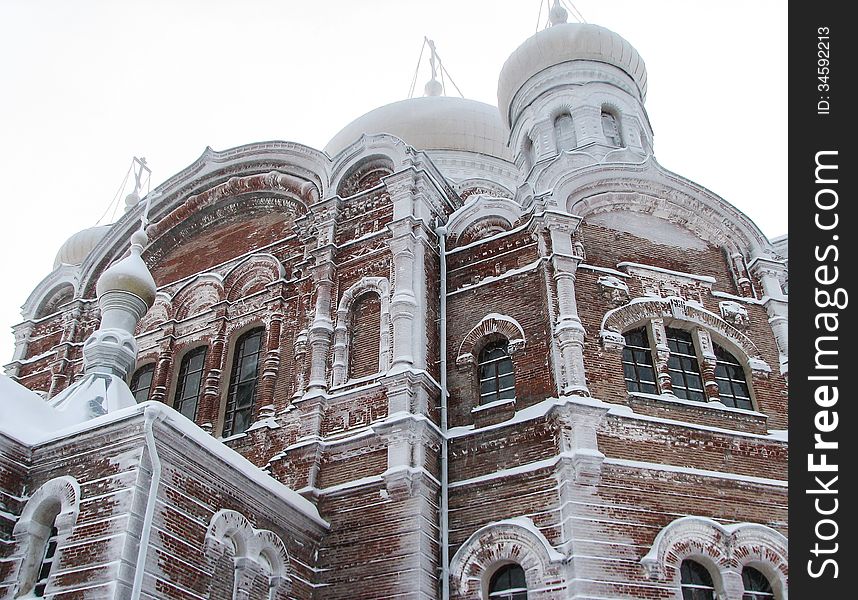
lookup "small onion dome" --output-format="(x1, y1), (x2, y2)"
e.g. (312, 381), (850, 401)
(497, 23), (648, 127)
(96, 229), (156, 307)
(53, 224), (112, 269)
(325, 96), (514, 161)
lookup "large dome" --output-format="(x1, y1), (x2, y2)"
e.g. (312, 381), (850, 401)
(498, 22), (648, 127)
(54, 224), (112, 269)
(325, 96), (513, 161)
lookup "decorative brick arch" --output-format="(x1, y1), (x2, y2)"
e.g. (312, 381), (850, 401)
(641, 516), (788, 600)
(14, 476), (80, 536)
(11, 476), (81, 598)
(599, 297), (769, 374)
(137, 292), (173, 334)
(22, 265), (80, 320)
(731, 524), (789, 600)
(172, 275), (225, 322)
(446, 196), (524, 248)
(332, 277), (391, 386)
(204, 509), (292, 599)
(206, 509), (255, 558)
(334, 154), (394, 198)
(456, 313), (526, 368)
(147, 170), (316, 241)
(253, 529), (292, 598)
(458, 216), (513, 247)
(224, 254), (284, 302)
(450, 518), (565, 599)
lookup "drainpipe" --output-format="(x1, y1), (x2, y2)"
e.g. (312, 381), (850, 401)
(436, 224), (450, 600)
(131, 406), (163, 600)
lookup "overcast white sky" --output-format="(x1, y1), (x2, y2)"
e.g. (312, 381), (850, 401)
(0, 0), (787, 362)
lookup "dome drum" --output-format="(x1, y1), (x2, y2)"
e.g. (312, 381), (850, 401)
(498, 23), (648, 129)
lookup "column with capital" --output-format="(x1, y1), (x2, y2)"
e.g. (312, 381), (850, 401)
(749, 256), (788, 375)
(531, 210), (589, 396)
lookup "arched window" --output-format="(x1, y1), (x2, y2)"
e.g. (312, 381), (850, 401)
(16, 501), (61, 597)
(554, 113), (576, 152)
(601, 109), (622, 146)
(666, 328), (705, 402)
(522, 135), (535, 171)
(478, 340), (515, 405)
(714, 343), (752, 410)
(223, 328), (264, 437)
(489, 564), (527, 599)
(130, 364), (155, 403)
(742, 566), (775, 599)
(680, 560), (715, 600)
(349, 292), (381, 380)
(174, 347), (207, 421)
(622, 327), (657, 394)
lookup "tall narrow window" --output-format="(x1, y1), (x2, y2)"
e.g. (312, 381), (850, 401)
(601, 109), (622, 146)
(174, 347), (207, 421)
(522, 135), (535, 171)
(666, 329), (706, 402)
(33, 525), (58, 597)
(622, 327), (658, 394)
(130, 364), (155, 403)
(714, 344), (753, 410)
(223, 328), (264, 437)
(489, 564), (528, 599)
(742, 566), (774, 599)
(349, 292), (381, 380)
(554, 113), (576, 151)
(478, 340), (515, 405)
(680, 560), (715, 600)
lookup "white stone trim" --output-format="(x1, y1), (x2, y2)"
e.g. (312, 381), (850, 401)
(20, 265), (80, 321)
(599, 297), (770, 375)
(205, 509), (292, 599)
(445, 195), (524, 243)
(449, 517), (566, 599)
(10, 476), (81, 598)
(456, 313), (526, 368)
(331, 276), (391, 386)
(641, 516), (788, 600)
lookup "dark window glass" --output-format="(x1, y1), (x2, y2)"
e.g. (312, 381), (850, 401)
(489, 563), (528, 599)
(622, 327), (658, 394)
(666, 329), (706, 402)
(742, 566), (774, 599)
(174, 347), (207, 422)
(714, 344), (753, 410)
(680, 560), (715, 600)
(223, 328), (264, 437)
(478, 340), (515, 405)
(33, 525), (58, 597)
(130, 364), (155, 403)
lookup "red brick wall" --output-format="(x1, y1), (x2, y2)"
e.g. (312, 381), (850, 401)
(151, 213), (296, 286)
(349, 293), (381, 379)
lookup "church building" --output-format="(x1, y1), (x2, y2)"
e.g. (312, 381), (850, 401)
(1, 6), (788, 599)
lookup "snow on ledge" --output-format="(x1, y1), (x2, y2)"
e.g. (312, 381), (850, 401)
(0, 389), (327, 529)
(617, 261), (717, 284)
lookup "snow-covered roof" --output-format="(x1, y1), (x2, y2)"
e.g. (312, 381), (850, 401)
(0, 378), (327, 527)
(325, 96), (513, 161)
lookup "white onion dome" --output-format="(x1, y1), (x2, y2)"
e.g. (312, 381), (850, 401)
(54, 224), (112, 269)
(96, 230), (157, 308)
(325, 96), (514, 161)
(497, 22), (648, 127)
